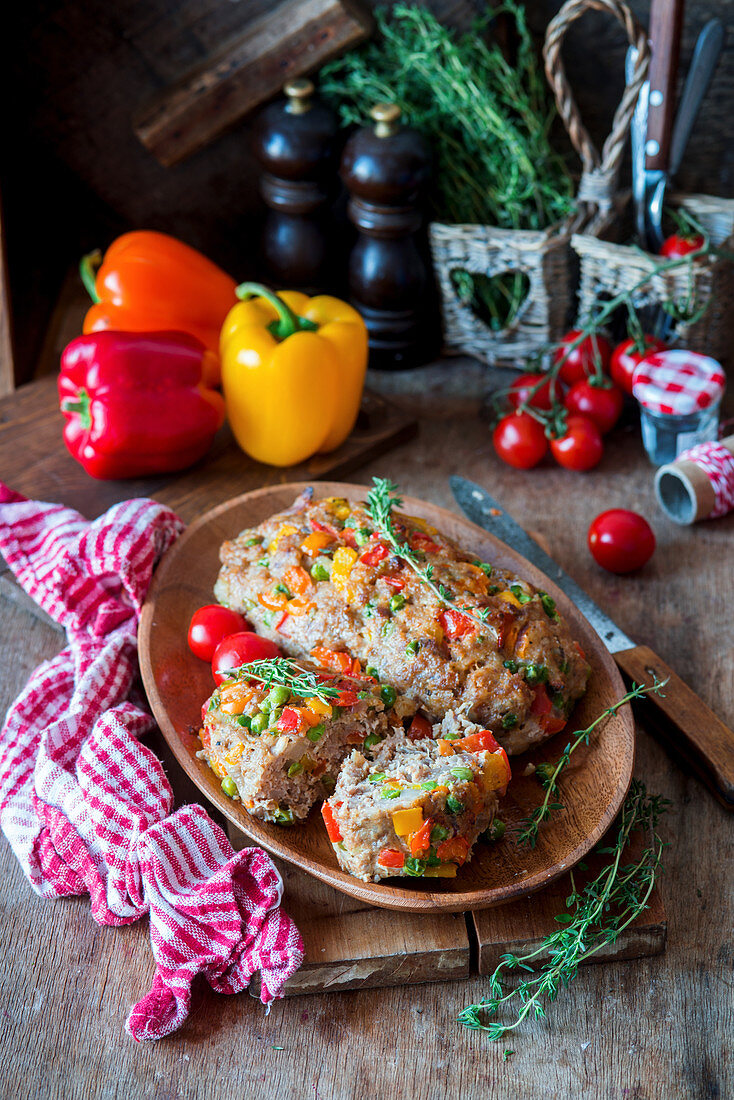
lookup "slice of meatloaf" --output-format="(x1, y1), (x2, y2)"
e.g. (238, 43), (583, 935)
(199, 658), (389, 824)
(321, 731), (510, 882)
(214, 493), (591, 755)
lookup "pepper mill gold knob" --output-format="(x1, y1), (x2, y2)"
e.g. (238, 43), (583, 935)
(371, 102), (401, 138)
(284, 78), (314, 115)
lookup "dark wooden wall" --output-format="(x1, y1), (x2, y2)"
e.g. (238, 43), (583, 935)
(3, 0), (733, 385)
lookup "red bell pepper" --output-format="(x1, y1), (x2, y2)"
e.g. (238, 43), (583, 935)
(321, 803), (343, 843)
(58, 331), (225, 480)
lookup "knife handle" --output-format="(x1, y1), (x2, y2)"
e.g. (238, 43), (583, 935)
(615, 645), (734, 809)
(645, 0), (684, 171)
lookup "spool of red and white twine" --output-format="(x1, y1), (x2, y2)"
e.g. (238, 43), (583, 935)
(655, 435), (734, 525)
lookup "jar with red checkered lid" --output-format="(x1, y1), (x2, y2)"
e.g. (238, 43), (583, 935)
(632, 350), (726, 465)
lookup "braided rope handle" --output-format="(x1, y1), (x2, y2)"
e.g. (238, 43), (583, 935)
(544, 0), (649, 187)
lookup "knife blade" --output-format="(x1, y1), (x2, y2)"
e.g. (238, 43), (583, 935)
(450, 476), (734, 810)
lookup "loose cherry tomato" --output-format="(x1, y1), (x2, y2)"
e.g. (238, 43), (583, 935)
(493, 413), (548, 469)
(588, 509), (656, 573)
(660, 232), (704, 259)
(564, 379), (623, 434)
(507, 372), (560, 411)
(211, 631), (281, 685)
(610, 336), (668, 395)
(188, 604), (250, 662)
(550, 415), (603, 471)
(553, 330), (612, 385)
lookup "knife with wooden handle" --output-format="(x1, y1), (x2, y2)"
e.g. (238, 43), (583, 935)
(642, 0), (685, 251)
(450, 476), (734, 809)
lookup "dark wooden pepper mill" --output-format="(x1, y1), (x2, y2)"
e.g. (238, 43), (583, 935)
(252, 79), (339, 291)
(340, 103), (433, 370)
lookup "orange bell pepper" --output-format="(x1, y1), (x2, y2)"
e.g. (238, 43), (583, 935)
(80, 231), (237, 386)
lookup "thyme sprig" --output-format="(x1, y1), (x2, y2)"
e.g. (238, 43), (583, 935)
(517, 678), (668, 847)
(460, 779), (670, 1041)
(230, 658), (342, 704)
(365, 478), (492, 632)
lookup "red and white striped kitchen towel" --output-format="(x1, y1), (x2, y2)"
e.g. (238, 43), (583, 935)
(0, 485), (303, 1041)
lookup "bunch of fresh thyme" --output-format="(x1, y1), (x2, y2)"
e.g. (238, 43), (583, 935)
(229, 658), (341, 704)
(460, 779), (670, 1040)
(365, 478), (492, 631)
(320, 3), (572, 232)
(517, 678), (668, 847)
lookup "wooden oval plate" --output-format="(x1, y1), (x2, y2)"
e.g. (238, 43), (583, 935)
(139, 481), (635, 913)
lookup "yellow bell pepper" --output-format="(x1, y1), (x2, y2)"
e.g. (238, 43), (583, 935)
(392, 807), (424, 836)
(220, 283), (368, 467)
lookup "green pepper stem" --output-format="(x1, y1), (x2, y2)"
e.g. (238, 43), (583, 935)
(60, 387), (92, 430)
(79, 250), (102, 303)
(235, 281), (318, 339)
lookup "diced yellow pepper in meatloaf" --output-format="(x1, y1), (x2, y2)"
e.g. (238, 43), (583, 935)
(498, 589), (522, 608)
(330, 546), (358, 592)
(424, 864), (458, 877)
(268, 523), (298, 552)
(391, 807), (424, 835)
(305, 696), (333, 718)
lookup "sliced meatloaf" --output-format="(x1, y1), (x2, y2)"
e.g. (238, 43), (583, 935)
(199, 658), (389, 824)
(321, 731), (510, 882)
(214, 493), (591, 754)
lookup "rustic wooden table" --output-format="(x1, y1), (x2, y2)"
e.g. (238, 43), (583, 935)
(0, 371), (732, 1099)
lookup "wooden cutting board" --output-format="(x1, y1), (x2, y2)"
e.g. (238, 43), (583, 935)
(229, 826), (667, 999)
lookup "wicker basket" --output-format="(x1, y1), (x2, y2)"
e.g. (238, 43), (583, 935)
(573, 194), (734, 366)
(429, 0), (649, 367)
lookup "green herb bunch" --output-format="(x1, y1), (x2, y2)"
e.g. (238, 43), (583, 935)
(320, 3), (573, 232)
(460, 779), (670, 1040)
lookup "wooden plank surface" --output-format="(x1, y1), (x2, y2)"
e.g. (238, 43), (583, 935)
(134, 0), (374, 166)
(0, 372), (732, 1098)
(0, 374), (416, 521)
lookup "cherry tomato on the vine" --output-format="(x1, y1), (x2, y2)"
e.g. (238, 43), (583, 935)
(507, 372), (560, 411)
(564, 379), (623, 434)
(588, 509), (655, 573)
(610, 336), (668, 395)
(549, 415), (603, 471)
(212, 632), (281, 685)
(659, 233), (704, 259)
(493, 413), (548, 469)
(188, 604), (250, 662)
(553, 330), (612, 386)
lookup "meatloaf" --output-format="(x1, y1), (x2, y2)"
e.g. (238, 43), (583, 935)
(199, 657), (389, 823)
(214, 492), (591, 754)
(322, 730), (509, 882)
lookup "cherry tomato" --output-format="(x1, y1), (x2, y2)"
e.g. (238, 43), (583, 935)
(610, 336), (668, 395)
(563, 379), (623, 434)
(493, 413), (548, 469)
(660, 233), (704, 259)
(553, 330), (612, 385)
(211, 631), (281, 685)
(507, 372), (560, 411)
(550, 415), (603, 471)
(188, 604), (250, 662)
(588, 509), (656, 573)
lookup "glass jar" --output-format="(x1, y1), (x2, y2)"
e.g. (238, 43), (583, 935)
(639, 399), (721, 466)
(632, 350), (726, 467)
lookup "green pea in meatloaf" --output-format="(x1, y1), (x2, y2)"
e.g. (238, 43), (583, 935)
(214, 492), (591, 755)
